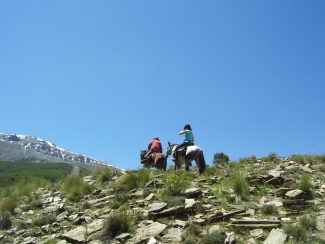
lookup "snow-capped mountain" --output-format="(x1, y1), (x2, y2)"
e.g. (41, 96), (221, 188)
(0, 133), (121, 171)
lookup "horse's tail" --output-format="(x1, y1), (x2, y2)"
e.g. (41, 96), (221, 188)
(198, 150), (206, 174)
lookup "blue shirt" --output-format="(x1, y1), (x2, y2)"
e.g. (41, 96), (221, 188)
(184, 130), (194, 143)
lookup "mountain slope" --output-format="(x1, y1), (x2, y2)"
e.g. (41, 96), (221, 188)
(0, 133), (121, 170)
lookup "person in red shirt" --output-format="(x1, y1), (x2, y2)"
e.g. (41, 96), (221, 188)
(143, 137), (162, 164)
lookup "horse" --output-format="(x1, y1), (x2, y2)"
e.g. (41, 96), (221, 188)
(140, 150), (167, 171)
(165, 142), (206, 174)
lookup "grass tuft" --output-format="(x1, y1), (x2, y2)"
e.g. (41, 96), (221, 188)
(260, 204), (278, 215)
(62, 175), (93, 201)
(0, 210), (12, 229)
(102, 211), (134, 240)
(202, 230), (227, 244)
(283, 214), (316, 243)
(229, 169), (250, 196)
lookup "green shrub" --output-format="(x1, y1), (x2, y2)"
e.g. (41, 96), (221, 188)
(181, 234), (199, 244)
(186, 223), (202, 236)
(108, 200), (124, 210)
(291, 154), (315, 165)
(162, 171), (191, 197)
(318, 164), (325, 173)
(203, 165), (219, 176)
(283, 214), (316, 243)
(298, 174), (313, 198)
(229, 170), (250, 196)
(213, 152), (229, 165)
(0, 197), (18, 212)
(260, 204), (278, 215)
(33, 213), (56, 227)
(113, 168), (151, 191)
(102, 211), (134, 240)
(164, 196), (185, 207)
(62, 175), (93, 201)
(92, 166), (113, 182)
(0, 210), (12, 229)
(23, 199), (43, 211)
(266, 152), (277, 162)
(202, 230), (227, 244)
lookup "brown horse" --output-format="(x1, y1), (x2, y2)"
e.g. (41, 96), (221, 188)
(140, 150), (167, 170)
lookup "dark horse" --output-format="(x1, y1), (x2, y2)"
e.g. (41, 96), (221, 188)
(166, 142), (206, 174)
(140, 150), (167, 171)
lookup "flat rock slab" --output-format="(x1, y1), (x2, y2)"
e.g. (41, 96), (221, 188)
(250, 228), (264, 238)
(61, 226), (86, 243)
(185, 198), (196, 211)
(150, 206), (187, 217)
(285, 189), (305, 199)
(148, 202), (168, 213)
(161, 227), (182, 243)
(263, 228), (287, 244)
(133, 222), (167, 243)
(86, 219), (104, 234)
(184, 188), (202, 198)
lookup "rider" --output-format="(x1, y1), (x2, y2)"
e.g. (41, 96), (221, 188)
(143, 137), (162, 164)
(174, 124), (194, 162)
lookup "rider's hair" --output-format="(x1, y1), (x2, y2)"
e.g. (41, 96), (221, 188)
(153, 137), (160, 141)
(184, 124), (192, 131)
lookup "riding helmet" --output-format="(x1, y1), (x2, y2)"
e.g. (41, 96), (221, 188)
(184, 124), (192, 131)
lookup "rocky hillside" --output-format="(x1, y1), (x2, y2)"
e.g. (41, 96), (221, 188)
(1, 156), (325, 243)
(0, 133), (121, 171)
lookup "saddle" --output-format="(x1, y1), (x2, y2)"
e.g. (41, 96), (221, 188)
(173, 143), (194, 159)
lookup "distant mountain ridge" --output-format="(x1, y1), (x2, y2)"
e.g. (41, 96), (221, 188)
(0, 133), (121, 171)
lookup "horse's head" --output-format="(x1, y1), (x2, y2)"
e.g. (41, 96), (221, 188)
(166, 142), (176, 156)
(140, 150), (147, 160)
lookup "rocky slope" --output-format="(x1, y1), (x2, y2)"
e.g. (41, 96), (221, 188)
(1, 156), (325, 243)
(0, 133), (121, 171)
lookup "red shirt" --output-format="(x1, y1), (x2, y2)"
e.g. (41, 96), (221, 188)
(148, 139), (162, 153)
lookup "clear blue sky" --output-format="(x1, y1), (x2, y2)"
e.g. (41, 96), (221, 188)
(1, 1), (324, 170)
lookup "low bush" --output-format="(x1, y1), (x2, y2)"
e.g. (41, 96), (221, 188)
(164, 196), (185, 207)
(0, 197), (18, 212)
(33, 214), (57, 227)
(266, 152), (277, 162)
(62, 175), (93, 201)
(229, 170), (250, 196)
(162, 171), (191, 197)
(113, 168), (151, 191)
(92, 166), (113, 182)
(298, 174), (313, 198)
(202, 230), (227, 244)
(102, 211), (134, 240)
(213, 152), (229, 165)
(0, 210), (12, 229)
(283, 214), (316, 243)
(260, 204), (278, 215)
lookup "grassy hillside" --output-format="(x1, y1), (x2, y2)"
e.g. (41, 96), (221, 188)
(0, 161), (90, 187)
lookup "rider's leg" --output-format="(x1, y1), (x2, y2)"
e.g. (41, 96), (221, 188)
(175, 142), (186, 162)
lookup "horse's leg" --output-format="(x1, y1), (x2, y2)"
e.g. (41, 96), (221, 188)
(163, 156), (167, 171)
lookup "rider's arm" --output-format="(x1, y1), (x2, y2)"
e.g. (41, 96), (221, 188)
(192, 135), (194, 142)
(179, 130), (185, 135)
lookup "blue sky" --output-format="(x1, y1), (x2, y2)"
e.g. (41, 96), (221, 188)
(1, 1), (324, 170)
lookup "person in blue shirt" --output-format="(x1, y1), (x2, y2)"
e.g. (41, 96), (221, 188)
(174, 124), (194, 162)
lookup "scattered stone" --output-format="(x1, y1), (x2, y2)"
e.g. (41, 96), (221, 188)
(263, 228), (287, 244)
(185, 198), (196, 211)
(161, 227), (182, 243)
(144, 193), (155, 201)
(86, 219), (104, 234)
(250, 228), (264, 239)
(132, 222), (167, 243)
(285, 189), (305, 199)
(184, 188), (202, 198)
(61, 226), (87, 243)
(148, 202), (167, 213)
